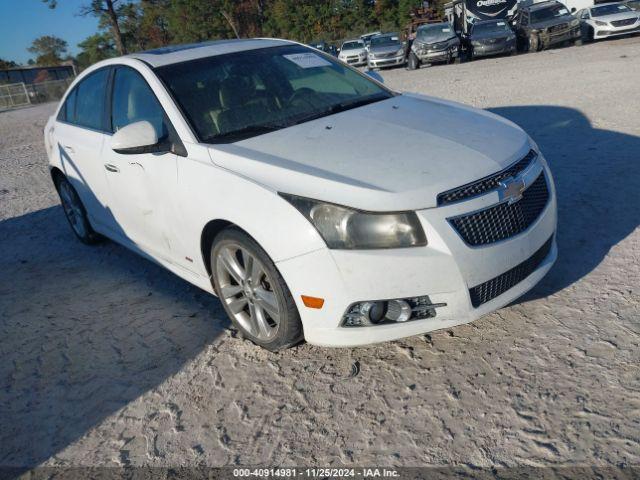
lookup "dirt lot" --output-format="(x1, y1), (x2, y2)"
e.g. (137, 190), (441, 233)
(1, 37), (639, 471)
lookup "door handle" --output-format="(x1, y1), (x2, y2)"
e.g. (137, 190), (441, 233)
(104, 163), (120, 173)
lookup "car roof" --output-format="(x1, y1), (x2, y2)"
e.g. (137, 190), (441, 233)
(127, 38), (295, 68)
(591, 1), (627, 6)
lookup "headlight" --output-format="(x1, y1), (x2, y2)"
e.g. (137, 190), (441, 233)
(595, 20), (608, 26)
(570, 18), (580, 26)
(396, 48), (405, 56)
(280, 194), (428, 249)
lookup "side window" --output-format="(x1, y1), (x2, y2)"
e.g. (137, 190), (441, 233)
(57, 88), (77, 122)
(111, 67), (166, 138)
(74, 68), (109, 131)
(581, 9), (590, 19)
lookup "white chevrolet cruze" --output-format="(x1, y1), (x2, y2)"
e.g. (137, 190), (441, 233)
(45, 39), (557, 350)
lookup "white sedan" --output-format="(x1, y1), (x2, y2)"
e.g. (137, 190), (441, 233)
(45, 39), (557, 350)
(577, 3), (640, 41)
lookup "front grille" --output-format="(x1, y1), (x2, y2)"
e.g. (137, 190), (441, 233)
(449, 172), (549, 246)
(612, 18), (636, 27)
(469, 235), (553, 308)
(548, 23), (569, 33)
(429, 41), (449, 50)
(437, 150), (537, 206)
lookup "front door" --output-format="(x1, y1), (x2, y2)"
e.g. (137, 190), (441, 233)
(102, 66), (179, 261)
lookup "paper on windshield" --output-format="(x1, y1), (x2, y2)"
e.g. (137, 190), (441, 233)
(442, 28), (451, 32)
(283, 53), (332, 69)
(497, 21), (506, 25)
(559, 8), (569, 14)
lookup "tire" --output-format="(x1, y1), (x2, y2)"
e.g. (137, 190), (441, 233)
(528, 33), (539, 52)
(407, 52), (420, 70)
(573, 38), (583, 46)
(54, 175), (102, 244)
(211, 228), (303, 351)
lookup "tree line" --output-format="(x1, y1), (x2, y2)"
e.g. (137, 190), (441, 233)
(3, 0), (433, 70)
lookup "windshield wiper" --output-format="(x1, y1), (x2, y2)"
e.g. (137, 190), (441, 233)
(206, 122), (286, 144)
(287, 94), (391, 127)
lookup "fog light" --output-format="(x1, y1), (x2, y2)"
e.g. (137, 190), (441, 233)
(362, 301), (387, 324)
(385, 299), (412, 323)
(341, 296), (447, 327)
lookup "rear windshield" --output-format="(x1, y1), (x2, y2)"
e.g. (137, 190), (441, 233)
(530, 4), (570, 23)
(590, 4), (631, 16)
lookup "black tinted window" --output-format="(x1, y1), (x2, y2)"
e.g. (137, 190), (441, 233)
(111, 67), (166, 137)
(74, 69), (109, 130)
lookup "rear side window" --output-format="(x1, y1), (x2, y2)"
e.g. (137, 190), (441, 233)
(58, 88), (77, 122)
(111, 67), (167, 138)
(74, 68), (109, 131)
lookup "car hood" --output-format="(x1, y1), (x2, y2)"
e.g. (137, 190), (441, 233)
(416, 35), (459, 46)
(597, 11), (640, 21)
(532, 15), (576, 29)
(341, 48), (367, 55)
(208, 94), (531, 211)
(369, 44), (403, 55)
(472, 31), (515, 41)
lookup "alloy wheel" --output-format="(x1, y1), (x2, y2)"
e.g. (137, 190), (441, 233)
(215, 243), (281, 341)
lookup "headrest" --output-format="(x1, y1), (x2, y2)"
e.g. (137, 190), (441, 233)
(219, 76), (255, 110)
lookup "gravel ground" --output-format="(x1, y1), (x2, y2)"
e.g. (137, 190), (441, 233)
(1, 37), (639, 472)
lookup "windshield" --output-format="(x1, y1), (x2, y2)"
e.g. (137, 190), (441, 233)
(530, 4), (571, 23)
(156, 45), (392, 144)
(472, 20), (512, 34)
(591, 4), (631, 16)
(416, 24), (455, 42)
(370, 34), (400, 47)
(342, 41), (364, 50)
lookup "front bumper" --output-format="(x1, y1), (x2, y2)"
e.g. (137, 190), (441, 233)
(415, 46), (459, 62)
(543, 25), (581, 46)
(368, 54), (406, 68)
(594, 23), (640, 38)
(277, 153), (558, 347)
(339, 56), (368, 66)
(471, 41), (516, 57)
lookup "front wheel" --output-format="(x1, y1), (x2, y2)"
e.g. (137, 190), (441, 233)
(211, 228), (303, 351)
(407, 52), (420, 70)
(573, 37), (583, 46)
(528, 33), (539, 52)
(55, 175), (101, 244)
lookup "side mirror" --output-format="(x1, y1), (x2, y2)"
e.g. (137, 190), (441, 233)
(111, 120), (162, 155)
(365, 70), (384, 84)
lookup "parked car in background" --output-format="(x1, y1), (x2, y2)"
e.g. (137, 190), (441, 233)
(577, 3), (640, 40)
(463, 19), (517, 60)
(367, 33), (406, 69)
(408, 23), (460, 69)
(514, 0), (582, 51)
(360, 31), (382, 47)
(310, 41), (338, 56)
(623, 0), (640, 11)
(338, 39), (368, 66)
(44, 38), (558, 350)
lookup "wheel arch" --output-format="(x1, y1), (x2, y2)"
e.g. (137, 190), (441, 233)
(200, 219), (260, 278)
(50, 166), (65, 188)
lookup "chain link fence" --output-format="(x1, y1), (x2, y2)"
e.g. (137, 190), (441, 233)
(0, 83), (31, 110)
(1, 78), (73, 111)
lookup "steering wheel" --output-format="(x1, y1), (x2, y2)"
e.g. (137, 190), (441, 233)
(289, 88), (317, 106)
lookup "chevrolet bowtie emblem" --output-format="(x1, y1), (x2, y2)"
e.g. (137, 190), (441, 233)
(499, 177), (526, 204)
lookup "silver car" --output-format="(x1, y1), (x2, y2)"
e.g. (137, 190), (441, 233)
(577, 2), (640, 41)
(367, 33), (406, 69)
(338, 39), (368, 67)
(408, 22), (460, 69)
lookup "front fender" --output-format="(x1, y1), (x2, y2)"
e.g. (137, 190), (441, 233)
(176, 144), (327, 277)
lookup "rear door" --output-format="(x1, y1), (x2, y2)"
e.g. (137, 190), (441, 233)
(54, 68), (116, 231)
